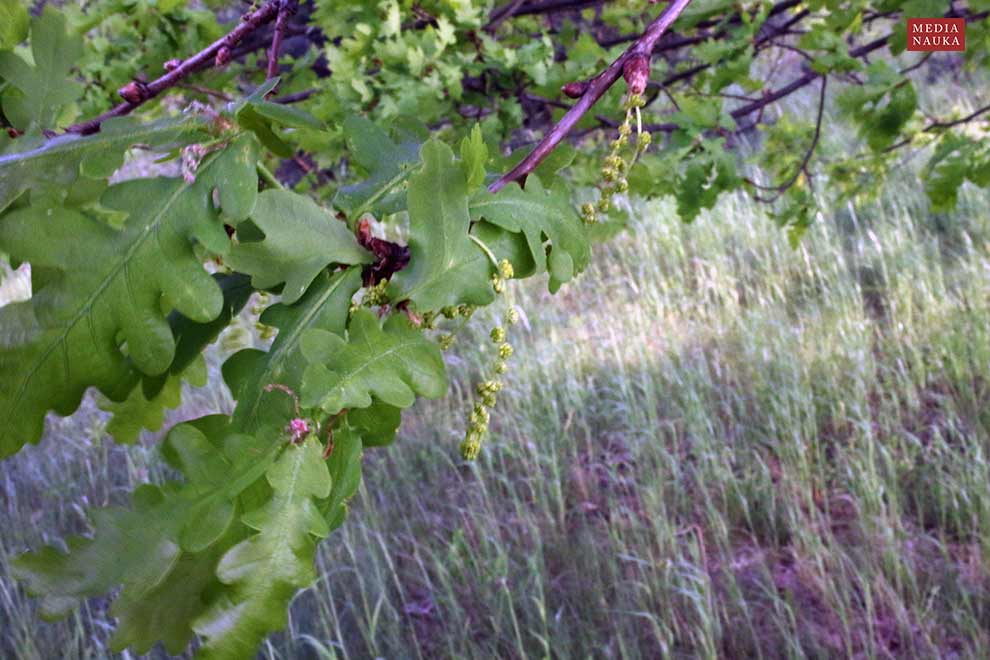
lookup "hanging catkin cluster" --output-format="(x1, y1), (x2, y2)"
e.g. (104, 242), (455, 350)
(581, 93), (652, 225)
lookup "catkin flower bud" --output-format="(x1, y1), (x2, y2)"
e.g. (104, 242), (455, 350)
(581, 202), (597, 224)
(498, 343), (513, 359)
(623, 56), (649, 96)
(215, 46), (232, 67)
(460, 436), (481, 461)
(499, 259), (514, 279)
(473, 403), (490, 423)
(491, 327), (506, 343)
(439, 333), (455, 350)
(505, 308), (520, 325)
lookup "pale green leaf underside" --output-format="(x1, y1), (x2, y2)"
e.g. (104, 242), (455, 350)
(0, 115), (205, 214)
(226, 189), (371, 304)
(194, 437), (331, 660)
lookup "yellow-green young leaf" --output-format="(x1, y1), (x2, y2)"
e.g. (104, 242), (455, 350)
(225, 267), (363, 433)
(469, 176), (590, 292)
(460, 123), (488, 190)
(226, 190), (371, 304)
(0, 137), (258, 459)
(194, 437), (331, 660)
(0, 7), (83, 129)
(0, 0), (29, 50)
(300, 308), (448, 414)
(0, 115), (206, 213)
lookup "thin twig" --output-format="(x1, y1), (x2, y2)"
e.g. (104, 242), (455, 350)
(487, 0), (528, 32)
(928, 102), (990, 130)
(64, 0), (281, 135)
(883, 102), (990, 152)
(729, 9), (986, 123)
(747, 76), (827, 201)
(273, 88), (316, 104)
(176, 83), (233, 101)
(266, 0), (296, 85)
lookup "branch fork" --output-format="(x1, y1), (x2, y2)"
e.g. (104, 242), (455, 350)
(66, 0), (283, 135)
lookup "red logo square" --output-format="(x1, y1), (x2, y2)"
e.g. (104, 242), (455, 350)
(906, 18), (966, 52)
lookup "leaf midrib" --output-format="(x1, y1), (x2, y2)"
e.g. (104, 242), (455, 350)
(6, 177), (190, 423)
(0, 118), (199, 169)
(322, 333), (425, 406)
(232, 273), (354, 429)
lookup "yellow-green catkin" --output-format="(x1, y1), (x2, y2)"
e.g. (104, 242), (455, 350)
(363, 280), (390, 307)
(433, 304), (476, 352)
(459, 305), (520, 460)
(581, 93), (652, 225)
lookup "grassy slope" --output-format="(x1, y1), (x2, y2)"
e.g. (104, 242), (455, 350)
(3, 173), (990, 659)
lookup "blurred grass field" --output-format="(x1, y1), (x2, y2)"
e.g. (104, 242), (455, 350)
(4, 175), (990, 659)
(3, 84), (990, 658)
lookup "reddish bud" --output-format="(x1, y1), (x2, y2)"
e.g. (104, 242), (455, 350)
(163, 59), (181, 71)
(118, 81), (146, 104)
(288, 418), (310, 443)
(215, 46), (232, 67)
(561, 80), (589, 98)
(623, 55), (650, 95)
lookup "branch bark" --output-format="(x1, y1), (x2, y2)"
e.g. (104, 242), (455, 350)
(489, 0), (694, 193)
(266, 0), (297, 83)
(65, 0), (281, 135)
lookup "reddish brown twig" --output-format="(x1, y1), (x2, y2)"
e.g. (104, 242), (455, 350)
(65, 0), (281, 135)
(746, 76), (827, 202)
(487, 0), (527, 33)
(266, 0), (297, 84)
(489, 0), (694, 193)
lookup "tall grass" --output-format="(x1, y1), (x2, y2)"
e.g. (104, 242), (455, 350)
(3, 165), (989, 658)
